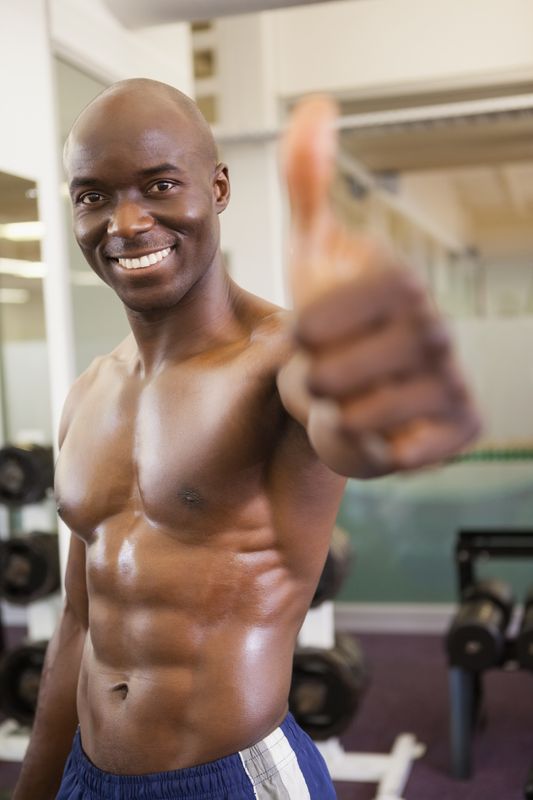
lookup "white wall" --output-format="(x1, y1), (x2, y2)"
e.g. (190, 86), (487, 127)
(272, 0), (533, 99)
(220, 141), (287, 305)
(51, 0), (193, 92)
(216, 14), (286, 304)
(0, 2), (50, 181)
(216, 13), (279, 130)
(482, 263), (533, 317)
(453, 318), (533, 442)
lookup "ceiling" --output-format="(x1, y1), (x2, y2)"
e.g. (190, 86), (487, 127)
(340, 110), (533, 173)
(103, 0), (338, 27)
(452, 163), (533, 221)
(333, 84), (533, 261)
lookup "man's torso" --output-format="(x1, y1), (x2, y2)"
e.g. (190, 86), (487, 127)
(55, 298), (345, 773)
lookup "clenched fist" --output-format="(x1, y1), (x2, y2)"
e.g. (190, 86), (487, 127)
(279, 96), (481, 477)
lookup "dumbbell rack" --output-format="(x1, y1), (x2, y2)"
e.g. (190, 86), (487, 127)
(449, 529), (533, 782)
(300, 602), (425, 800)
(0, 495), (60, 762)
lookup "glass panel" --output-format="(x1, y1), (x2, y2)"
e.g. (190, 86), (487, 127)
(0, 170), (57, 542)
(0, 171), (51, 444)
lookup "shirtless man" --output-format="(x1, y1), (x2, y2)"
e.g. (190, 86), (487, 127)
(13, 80), (479, 800)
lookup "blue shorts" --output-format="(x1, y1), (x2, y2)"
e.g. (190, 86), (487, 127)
(55, 712), (337, 799)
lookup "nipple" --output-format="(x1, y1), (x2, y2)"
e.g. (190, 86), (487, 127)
(179, 487), (204, 508)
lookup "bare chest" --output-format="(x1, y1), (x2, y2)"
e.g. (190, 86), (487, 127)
(55, 358), (283, 539)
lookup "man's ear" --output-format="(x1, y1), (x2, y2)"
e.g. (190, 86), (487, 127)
(214, 163), (230, 213)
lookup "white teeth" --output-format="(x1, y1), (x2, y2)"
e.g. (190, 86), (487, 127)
(116, 247), (171, 269)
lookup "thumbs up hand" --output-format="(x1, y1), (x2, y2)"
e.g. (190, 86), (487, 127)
(279, 96), (480, 477)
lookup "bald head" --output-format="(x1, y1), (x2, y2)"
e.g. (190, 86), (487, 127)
(64, 78), (217, 171)
(63, 77), (231, 313)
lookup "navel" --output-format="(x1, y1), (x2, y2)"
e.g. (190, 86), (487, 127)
(111, 682), (129, 699)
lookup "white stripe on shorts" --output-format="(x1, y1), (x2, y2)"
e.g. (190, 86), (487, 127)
(239, 724), (311, 799)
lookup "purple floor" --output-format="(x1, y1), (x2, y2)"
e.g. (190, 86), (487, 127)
(0, 631), (531, 799)
(335, 634), (533, 800)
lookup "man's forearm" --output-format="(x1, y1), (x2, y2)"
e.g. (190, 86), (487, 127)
(12, 604), (86, 800)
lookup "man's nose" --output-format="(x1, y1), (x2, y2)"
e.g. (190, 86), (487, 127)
(107, 201), (154, 237)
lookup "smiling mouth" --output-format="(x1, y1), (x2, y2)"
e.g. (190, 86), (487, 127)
(112, 246), (173, 270)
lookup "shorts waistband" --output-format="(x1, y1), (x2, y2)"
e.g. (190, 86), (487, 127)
(70, 712), (304, 799)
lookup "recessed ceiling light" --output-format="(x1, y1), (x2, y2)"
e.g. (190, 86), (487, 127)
(0, 258), (45, 279)
(0, 221), (44, 241)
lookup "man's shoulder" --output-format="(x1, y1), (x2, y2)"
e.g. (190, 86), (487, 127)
(235, 288), (292, 361)
(58, 336), (134, 446)
(74, 335), (134, 390)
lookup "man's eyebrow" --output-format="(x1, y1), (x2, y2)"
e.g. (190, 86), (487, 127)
(68, 177), (100, 192)
(137, 163), (184, 178)
(68, 164), (184, 192)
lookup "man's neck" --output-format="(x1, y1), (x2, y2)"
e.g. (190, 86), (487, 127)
(125, 258), (241, 378)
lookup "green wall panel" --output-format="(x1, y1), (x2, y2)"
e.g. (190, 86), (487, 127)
(336, 462), (533, 603)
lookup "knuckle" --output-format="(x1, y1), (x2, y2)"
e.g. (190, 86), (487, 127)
(337, 404), (365, 435)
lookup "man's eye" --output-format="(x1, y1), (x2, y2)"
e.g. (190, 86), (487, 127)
(149, 181), (175, 193)
(79, 192), (104, 205)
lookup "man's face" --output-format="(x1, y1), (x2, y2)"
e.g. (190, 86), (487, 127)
(65, 97), (229, 313)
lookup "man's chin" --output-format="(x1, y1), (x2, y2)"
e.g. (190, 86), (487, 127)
(120, 289), (187, 316)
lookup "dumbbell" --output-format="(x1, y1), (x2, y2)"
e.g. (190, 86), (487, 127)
(289, 633), (367, 740)
(0, 640), (48, 725)
(446, 579), (514, 671)
(0, 532), (60, 605)
(0, 445), (54, 505)
(516, 588), (533, 671)
(311, 527), (352, 608)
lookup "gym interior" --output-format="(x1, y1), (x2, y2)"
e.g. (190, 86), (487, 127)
(2, 1), (533, 798)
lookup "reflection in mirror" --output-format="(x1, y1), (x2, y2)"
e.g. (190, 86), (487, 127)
(0, 170), (51, 445)
(0, 170), (56, 557)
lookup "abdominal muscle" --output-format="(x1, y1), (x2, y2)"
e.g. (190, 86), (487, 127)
(75, 528), (305, 775)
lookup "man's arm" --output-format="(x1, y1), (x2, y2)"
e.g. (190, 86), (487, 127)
(13, 370), (91, 800)
(12, 532), (88, 800)
(277, 271), (480, 478)
(278, 96), (480, 477)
